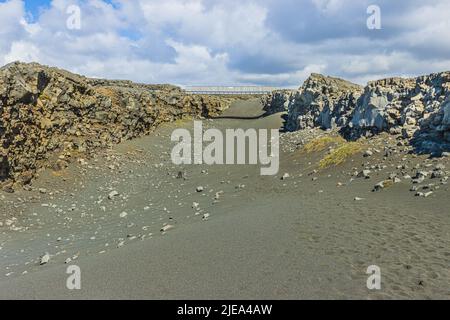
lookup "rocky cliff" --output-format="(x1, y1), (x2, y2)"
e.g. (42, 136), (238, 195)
(0, 62), (233, 189)
(263, 71), (450, 155)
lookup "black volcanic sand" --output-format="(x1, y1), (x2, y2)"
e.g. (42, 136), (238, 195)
(0, 99), (449, 299)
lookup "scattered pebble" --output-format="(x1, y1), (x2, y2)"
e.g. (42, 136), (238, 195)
(119, 211), (128, 218)
(108, 190), (120, 200)
(160, 224), (174, 232)
(40, 253), (50, 265)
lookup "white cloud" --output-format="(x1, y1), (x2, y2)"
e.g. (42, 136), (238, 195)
(237, 64), (327, 87)
(0, 0), (449, 87)
(0, 0), (26, 52)
(138, 0), (269, 49)
(311, 0), (347, 13)
(4, 41), (40, 64)
(341, 52), (402, 75)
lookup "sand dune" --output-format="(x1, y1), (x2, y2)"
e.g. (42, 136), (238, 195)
(0, 99), (449, 299)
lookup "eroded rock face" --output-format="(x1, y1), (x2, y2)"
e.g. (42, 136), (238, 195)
(0, 62), (232, 186)
(262, 90), (293, 115)
(347, 74), (449, 141)
(263, 73), (363, 131)
(415, 94), (450, 154)
(263, 71), (450, 154)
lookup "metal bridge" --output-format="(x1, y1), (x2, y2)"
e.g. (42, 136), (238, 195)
(184, 86), (277, 95)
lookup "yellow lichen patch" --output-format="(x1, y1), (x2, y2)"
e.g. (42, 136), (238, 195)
(95, 87), (121, 107)
(303, 136), (346, 153)
(381, 179), (394, 189)
(39, 91), (51, 101)
(173, 116), (193, 126)
(51, 169), (69, 178)
(319, 142), (363, 168)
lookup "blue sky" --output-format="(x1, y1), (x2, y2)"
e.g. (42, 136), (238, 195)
(23, 0), (47, 16)
(1, 0), (450, 87)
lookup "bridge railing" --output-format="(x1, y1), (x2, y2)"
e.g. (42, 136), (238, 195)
(183, 86), (278, 95)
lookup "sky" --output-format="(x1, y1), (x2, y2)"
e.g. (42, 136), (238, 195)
(0, 0), (449, 87)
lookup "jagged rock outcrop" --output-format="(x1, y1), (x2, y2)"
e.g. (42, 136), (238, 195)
(0, 62), (233, 188)
(347, 73), (450, 139)
(263, 71), (450, 154)
(262, 90), (293, 115)
(413, 93), (450, 154)
(264, 74), (363, 131)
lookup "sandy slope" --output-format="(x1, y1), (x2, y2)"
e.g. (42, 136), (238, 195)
(0, 99), (449, 299)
